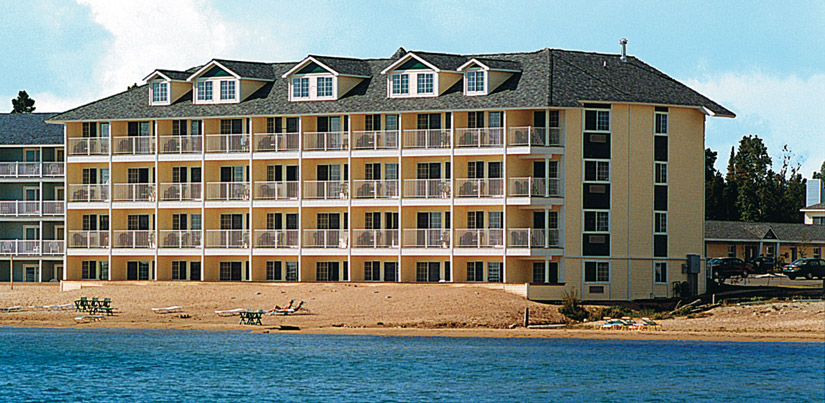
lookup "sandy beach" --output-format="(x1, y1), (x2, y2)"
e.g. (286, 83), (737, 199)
(1, 282), (823, 343)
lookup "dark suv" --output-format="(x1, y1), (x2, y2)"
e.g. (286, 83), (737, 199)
(707, 257), (753, 280)
(747, 255), (776, 273)
(782, 258), (825, 280)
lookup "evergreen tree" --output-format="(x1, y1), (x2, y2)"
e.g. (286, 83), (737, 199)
(723, 146), (739, 220)
(729, 135), (772, 222)
(11, 90), (36, 113)
(813, 161), (825, 180)
(705, 148), (727, 220)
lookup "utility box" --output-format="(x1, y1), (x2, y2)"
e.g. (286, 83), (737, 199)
(685, 254), (701, 274)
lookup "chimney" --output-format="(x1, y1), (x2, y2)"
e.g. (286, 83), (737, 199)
(619, 38), (628, 63)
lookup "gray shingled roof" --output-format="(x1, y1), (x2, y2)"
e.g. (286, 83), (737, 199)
(411, 51), (469, 71)
(472, 57), (522, 71)
(803, 202), (825, 210)
(212, 59), (278, 80)
(310, 55), (372, 77)
(48, 48), (735, 122)
(706, 220), (825, 242)
(0, 113), (63, 145)
(155, 69), (190, 81)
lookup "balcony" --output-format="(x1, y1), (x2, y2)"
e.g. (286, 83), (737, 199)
(0, 240), (64, 255)
(112, 230), (156, 248)
(0, 162), (64, 178)
(206, 182), (250, 201)
(254, 181), (299, 200)
(68, 184), (109, 203)
(114, 137), (155, 155)
(402, 179), (451, 199)
(113, 183), (156, 202)
(68, 138), (110, 156)
(205, 134), (250, 153)
(508, 228), (561, 248)
(303, 131), (348, 151)
(302, 181), (348, 200)
(352, 130), (400, 150)
(455, 178), (503, 198)
(455, 228), (504, 248)
(352, 229), (399, 248)
(43, 201), (65, 216)
(68, 231), (109, 248)
(159, 135), (203, 154)
(158, 230), (202, 248)
(507, 126), (562, 147)
(0, 201), (41, 216)
(455, 128), (504, 148)
(352, 180), (399, 199)
(253, 229), (299, 248)
(402, 129), (451, 149)
(253, 133), (299, 152)
(206, 229), (249, 248)
(303, 229), (349, 248)
(402, 229), (451, 248)
(159, 183), (202, 201)
(508, 177), (562, 198)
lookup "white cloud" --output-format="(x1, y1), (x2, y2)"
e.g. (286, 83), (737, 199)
(688, 72), (825, 178)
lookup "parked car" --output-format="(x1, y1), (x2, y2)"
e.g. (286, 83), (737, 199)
(707, 257), (753, 280)
(781, 258), (825, 280)
(746, 255), (777, 273)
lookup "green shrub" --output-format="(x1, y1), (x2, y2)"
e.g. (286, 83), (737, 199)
(558, 287), (589, 322)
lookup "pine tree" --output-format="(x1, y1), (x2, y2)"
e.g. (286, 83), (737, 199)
(11, 90), (36, 113)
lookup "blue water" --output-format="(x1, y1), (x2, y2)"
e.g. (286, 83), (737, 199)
(0, 328), (822, 402)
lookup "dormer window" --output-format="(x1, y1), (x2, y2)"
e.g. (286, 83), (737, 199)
(283, 55), (369, 102)
(152, 82), (168, 103)
(197, 81), (213, 101)
(292, 77), (309, 98)
(317, 77), (333, 97)
(417, 73), (434, 94)
(220, 80), (236, 100)
(391, 73), (409, 95)
(466, 70), (485, 93)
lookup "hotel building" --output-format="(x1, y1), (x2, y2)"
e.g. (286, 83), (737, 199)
(48, 47), (733, 300)
(0, 113), (65, 282)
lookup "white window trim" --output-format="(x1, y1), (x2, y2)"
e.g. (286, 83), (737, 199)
(654, 162), (668, 185)
(23, 148), (40, 162)
(193, 78), (239, 105)
(583, 210), (610, 233)
(23, 186), (40, 201)
(583, 159), (611, 183)
(584, 260), (611, 284)
(655, 111), (669, 135)
(654, 211), (668, 234)
(584, 108), (612, 133)
(654, 261), (668, 284)
(149, 80), (170, 105)
(288, 73), (337, 102)
(464, 69), (487, 96)
(386, 69), (439, 98)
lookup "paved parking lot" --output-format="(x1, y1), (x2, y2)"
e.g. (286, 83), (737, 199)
(722, 275), (825, 288)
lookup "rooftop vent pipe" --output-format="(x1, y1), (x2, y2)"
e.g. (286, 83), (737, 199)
(619, 38), (628, 62)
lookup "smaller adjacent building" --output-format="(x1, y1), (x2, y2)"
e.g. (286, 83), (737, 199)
(802, 178), (825, 225)
(0, 113), (65, 282)
(705, 220), (825, 264)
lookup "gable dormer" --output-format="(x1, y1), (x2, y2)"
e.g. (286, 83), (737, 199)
(457, 58), (521, 96)
(187, 59), (275, 105)
(380, 51), (464, 98)
(143, 70), (190, 106)
(282, 56), (370, 102)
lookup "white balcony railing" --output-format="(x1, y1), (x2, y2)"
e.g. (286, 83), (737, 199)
(303, 131), (349, 151)
(302, 181), (348, 200)
(68, 138), (110, 156)
(507, 126), (562, 147)
(0, 162), (63, 177)
(508, 228), (561, 248)
(114, 137), (155, 155)
(158, 230), (202, 248)
(352, 130), (400, 150)
(253, 133), (299, 152)
(455, 178), (504, 198)
(43, 162), (64, 177)
(455, 128), (504, 148)
(159, 183), (202, 201)
(507, 177), (562, 198)
(112, 230), (156, 248)
(159, 135), (203, 154)
(254, 181), (299, 200)
(402, 229), (451, 248)
(205, 134), (250, 153)
(352, 229), (399, 248)
(353, 180), (399, 199)
(68, 184), (110, 202)
(113, 183), (156, 202)
(0, 240), (62, 255)
(0, 201), (40, 216)
(205, 230), (250, 248)
(68, 231), (109, 248)
(253, 229), (299, 248)
(402, 129), (451, 149)
(455, 228), (505, 248)
(303, 229), (349, 248)
(402, 179), (451, 199)
(206, 182), (250, 201)
(43, 201), (64, 216)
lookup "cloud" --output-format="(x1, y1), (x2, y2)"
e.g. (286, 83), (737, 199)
(687, 72), (825, 178)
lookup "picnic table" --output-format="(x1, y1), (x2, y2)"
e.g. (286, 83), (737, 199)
(239, 310), (263, 326)
(74, 297), (114, 316)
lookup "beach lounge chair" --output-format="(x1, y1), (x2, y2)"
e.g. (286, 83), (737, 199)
(74, 315), (105, 323)
(268, 300), (305, 316)
(2, 306), (23, 313)
(151, 306), (183, 314)
(215, 308), (245, 317)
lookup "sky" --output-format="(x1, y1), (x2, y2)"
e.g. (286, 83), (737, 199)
(1, 0), (823, 177)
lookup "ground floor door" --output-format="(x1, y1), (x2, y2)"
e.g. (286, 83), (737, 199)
(54, 264), (63, 281)
(24, 264), (38, 282)
(220, 261), (242, 281)
(127, 261), (151, 280)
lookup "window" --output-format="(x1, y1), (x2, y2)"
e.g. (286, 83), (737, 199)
(584, 211), (609, 232)
(364, 261), (380, 281)
(391, 73), (409, 95)
(317, 77), (333, 97)
(654, 262), (667, 283)
(654, 212), (667, 233)
(585, 110), (610, 131)
(172, 120), (187, 136)
(814, 247), (821, 259)
(466, 70), (485, 92)
(220, 80), (235, 100)
(81, 261), (96, 280)
(655, 163), (668, 184)
(292, 77), (309, 98)
(655, 112), (668, 134)
(267, 261), (283, 281)
(813, 217), (825, 225)
(197, 81), (212, 101)
(286, 262), (298, 281)
(585, 160), (610, 182)
(152, 82), (168, 103)
(585, 261), (609, 282)
(488, 262), (502, 283)
(172, 261), (187, 280)
(417, 73), (433, 94)
(467, 261), (483, 282)
(728, 245), (736, 257)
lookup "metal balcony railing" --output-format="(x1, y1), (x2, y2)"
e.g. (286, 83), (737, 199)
(402, 229), (451, 248)
(0, 162), (63, 177)
(114, 137), (155, 155)
(302, 181), (348, 200)
(112, 230), (156, 248)
(205, 134), (250, 153)
(253, 229), (299, 248)
(454, 128), (504, 148)
(68, 231), (109, 248)
(159, 183), (202, 201)
(454, 228), (505, 248)
(507, 177), (562, 197)
(254, 181), (299, 200)
(507, 126), (562, 147)
(68, 184), (110, 202)
(351, 130), (400, 150)
(402, 129), (451, 149)
(68, 138), (110, 156)
(0, 201), (41, 216)
(253, 133), (299, 152)
(352, 229), (399, 248)
(205, 230), (250, 248)
(402, 179), (451, 199)
(303, 131), (349, 151)
(352, 180), (399, 199)
(303, 229), (349, 248)
(206, 182), (250, 201)
(508, 228), (561, 248)
(455, 178), (504, 198)
(112, 183), (156, 202)
(0, 240), (63, 255)
(159, 135), (203, 154)
(158, 230), (202, 248)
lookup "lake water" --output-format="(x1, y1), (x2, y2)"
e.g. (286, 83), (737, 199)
(0, 328), (822, 402)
